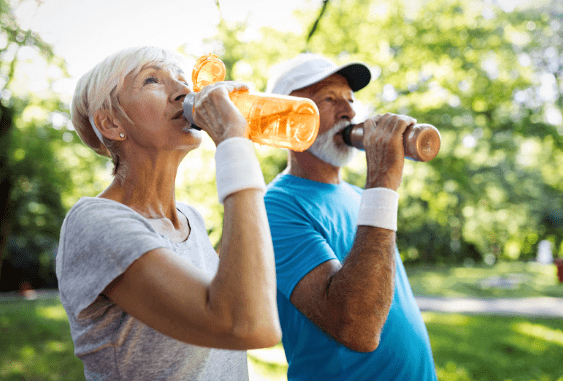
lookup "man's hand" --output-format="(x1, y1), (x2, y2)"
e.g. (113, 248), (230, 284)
(362, 113), (416, 190)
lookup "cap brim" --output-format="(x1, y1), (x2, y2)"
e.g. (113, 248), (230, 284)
(336, 63), (372, 92)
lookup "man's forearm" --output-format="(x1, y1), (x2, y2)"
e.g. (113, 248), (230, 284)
(325, 226), (396, 352)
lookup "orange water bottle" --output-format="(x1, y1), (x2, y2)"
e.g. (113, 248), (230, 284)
(341, 122), (441, 162)
(183, 54), (320, 152)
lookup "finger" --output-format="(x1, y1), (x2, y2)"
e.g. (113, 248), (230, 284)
(388, 116), (412, 137)
(373, 113), (396, 133)
(363, 117), (377, 130)
(393, 113), (417, 124)
(397, 114), (417, 127)
(222, 81), (249, 92)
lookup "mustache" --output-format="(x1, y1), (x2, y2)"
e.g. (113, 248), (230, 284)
(319, 120), (353, 137)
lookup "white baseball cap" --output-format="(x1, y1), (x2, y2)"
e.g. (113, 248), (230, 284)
(267, 53), (371, 95)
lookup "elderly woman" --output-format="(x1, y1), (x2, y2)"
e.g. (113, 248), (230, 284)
(55, 46), (281, 380)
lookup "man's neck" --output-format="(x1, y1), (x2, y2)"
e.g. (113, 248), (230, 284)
(285, 151), (342, 184)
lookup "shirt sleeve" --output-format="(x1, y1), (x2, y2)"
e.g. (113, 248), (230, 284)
(56, 198), (168, 319)
(265, 189), (338, 300)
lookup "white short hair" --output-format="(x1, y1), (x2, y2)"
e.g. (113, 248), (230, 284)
(71, 46), (188, 157)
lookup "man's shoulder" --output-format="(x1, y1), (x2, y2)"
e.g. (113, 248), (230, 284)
(265, 174), (301, 199)
(266, 173), (295, 189)
(265, 175), (362, 207)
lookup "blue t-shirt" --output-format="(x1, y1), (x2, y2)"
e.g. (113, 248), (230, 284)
(265, 174), (437, 381)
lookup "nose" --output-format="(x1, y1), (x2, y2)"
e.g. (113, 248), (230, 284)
(170, 80), (190, 102)
(336, 98), (356, 121)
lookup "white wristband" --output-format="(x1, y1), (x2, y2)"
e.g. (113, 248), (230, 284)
(215, 137), (266, 204)
(357, 188), (399, 231)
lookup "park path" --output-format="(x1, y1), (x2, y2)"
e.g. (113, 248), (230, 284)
(1, 289), (562, 317)
(416, 296), (563, 318)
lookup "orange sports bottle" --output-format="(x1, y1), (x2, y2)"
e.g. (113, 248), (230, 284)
(183, 54), (320, 152)
(341, 122), (441, 162)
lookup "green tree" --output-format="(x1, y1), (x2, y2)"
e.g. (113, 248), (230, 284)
(0, 0), (57, 287)
(514, 0), (563, 258)
(0, 0), (108, 290)
(198, 0), (562, 263)
(312, 0), (563, 263)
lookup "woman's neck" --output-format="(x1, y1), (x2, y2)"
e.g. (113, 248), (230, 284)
(98, 154), (182, 224)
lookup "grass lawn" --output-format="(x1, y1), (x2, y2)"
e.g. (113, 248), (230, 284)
(0, 298), (84, 381)
(424, 312), (563, 381)
(2, 261), (562, 380)
(248, 311), (563, 381)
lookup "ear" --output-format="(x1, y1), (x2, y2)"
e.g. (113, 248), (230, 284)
(93, 109), (126, 141)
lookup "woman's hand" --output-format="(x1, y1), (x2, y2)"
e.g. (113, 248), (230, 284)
(191, 81), (249, 145)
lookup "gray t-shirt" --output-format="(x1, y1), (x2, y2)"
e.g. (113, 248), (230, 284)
(55, 197), (248, 380)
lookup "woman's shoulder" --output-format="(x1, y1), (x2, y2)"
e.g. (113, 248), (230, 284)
(62, 197), (151, 234)
(66, 197), (130, 218)
(69, 196), (130, 211)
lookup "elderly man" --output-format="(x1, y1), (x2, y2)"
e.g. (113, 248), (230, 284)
(264, 53), (437, 380)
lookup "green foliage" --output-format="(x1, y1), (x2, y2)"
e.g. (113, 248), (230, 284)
(306, 0), (563, 263)
(197, 0), (563, 264)
(5, 110), (108, 289)
(0, 0), (109, 290)
(248, 343), (288, 381)
(3, 0), (563, 290)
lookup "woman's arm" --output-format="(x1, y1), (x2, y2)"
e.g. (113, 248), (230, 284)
(103, 188), (280, 350)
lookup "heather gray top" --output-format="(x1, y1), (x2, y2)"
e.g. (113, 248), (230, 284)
(55, 197), (248, 381)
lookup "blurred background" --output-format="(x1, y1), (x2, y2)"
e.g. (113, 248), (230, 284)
(0, 0), (562, 379)
(1, 0), (561, 291)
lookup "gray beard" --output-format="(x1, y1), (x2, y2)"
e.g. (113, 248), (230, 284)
(308, 120), (358, 167)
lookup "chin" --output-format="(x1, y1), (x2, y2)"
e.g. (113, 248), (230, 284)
(176, 127), (202, 148)
(308, 136), (357, 167)
(312, 147), (357, 167)
(182, 125), (203, 137)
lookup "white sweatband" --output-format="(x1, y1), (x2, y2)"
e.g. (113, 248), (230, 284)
(215, 137), (266, 204)
(356, 188), (399, 231)
(89, 115), (105, 143)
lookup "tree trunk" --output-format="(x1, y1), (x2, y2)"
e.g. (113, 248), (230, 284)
(0, 101), (14, 280)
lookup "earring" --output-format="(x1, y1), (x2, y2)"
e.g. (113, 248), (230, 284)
(119, 133), (125, 138)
